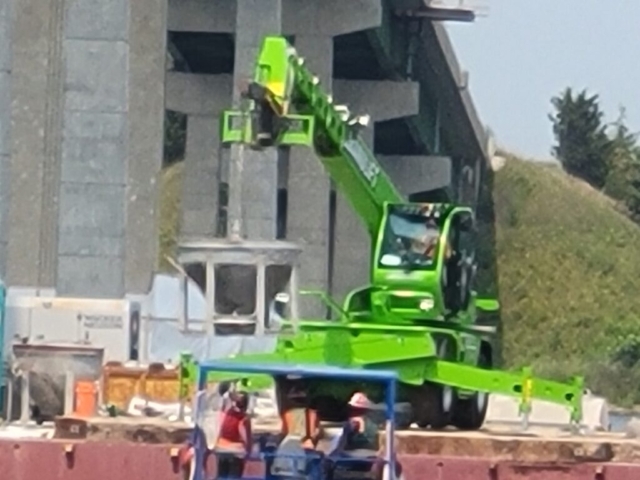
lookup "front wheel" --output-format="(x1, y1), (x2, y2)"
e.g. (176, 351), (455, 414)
(410, 337), (457, 430)
(451, 346), (492, 430)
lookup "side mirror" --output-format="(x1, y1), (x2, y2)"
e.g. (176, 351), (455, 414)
(475, 297), (500, 312)
(380, 254), (402, 266)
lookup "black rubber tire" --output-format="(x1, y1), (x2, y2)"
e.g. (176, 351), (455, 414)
(451, 345), (492, 431)
(425, 382), (455, 430)
(411, 337), (457, 430)
(407, 382), (430, 429)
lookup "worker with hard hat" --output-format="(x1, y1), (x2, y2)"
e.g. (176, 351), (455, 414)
(332, 392), (404, 480)
(341, 392), (380, 453)
(177, 382), (248, 480)
(215, 390), (252, 479)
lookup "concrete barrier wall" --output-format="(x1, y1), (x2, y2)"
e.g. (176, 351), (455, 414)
(487, 393), (610, 431)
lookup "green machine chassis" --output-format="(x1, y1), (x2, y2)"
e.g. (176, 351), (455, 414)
(206, 36), (583, 430)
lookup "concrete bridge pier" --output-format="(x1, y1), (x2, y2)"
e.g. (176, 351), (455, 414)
(0, 0), (10, 278)
(169, 0), (283, 242)
(166, 73), (232, 238)
(3, 0), (166, 297)
(282, 0), (387, 317)
(228, 0), (282, 240)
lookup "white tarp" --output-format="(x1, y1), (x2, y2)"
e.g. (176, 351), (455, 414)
(142, 274), (278, 364)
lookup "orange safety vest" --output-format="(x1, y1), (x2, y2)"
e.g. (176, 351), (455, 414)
(280, 407), (319, 449)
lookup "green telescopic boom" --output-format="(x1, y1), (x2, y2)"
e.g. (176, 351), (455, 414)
(223, 36), (404, 238)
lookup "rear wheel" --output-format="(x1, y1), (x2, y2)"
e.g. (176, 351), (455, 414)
(451, 344), (492, 430)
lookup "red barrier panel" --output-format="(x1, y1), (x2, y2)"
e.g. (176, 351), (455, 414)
(1, 439), (638, 480)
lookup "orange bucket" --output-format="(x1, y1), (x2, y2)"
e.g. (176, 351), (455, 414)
(74, 381), (98, 417)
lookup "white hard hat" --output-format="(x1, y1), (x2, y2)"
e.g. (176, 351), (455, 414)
(348, 392), (375, 409)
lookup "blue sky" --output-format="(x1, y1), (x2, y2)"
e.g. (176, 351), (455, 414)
(445, 1), (640, 160)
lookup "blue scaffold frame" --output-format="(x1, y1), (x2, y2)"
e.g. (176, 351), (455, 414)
(190, 360), (398, 480)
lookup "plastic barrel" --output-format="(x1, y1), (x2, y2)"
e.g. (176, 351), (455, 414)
(74, 381), (98, 417)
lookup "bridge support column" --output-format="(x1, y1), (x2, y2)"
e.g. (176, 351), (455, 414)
(284, 0), (383, 317)
(4, 0), (166, 297)
(0, 0), (11, 276)
(227, 0), (282, 240)
(285, 35), (334, 317)
(166, 73), (232, 238)
(168, 0), (282, 241)
(330, 79), (422, 303)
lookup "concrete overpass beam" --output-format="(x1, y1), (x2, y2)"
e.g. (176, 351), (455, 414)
(166, 73), (232, 238)
(167, 0), (236, 33)
(333, 80), (420, 122)
(228, 0), (282, 240)
(168, 0), (383, 37)
(168, 1), (283, 241)
(283, 0), (382, 37)
(379, 156), (452, 197)
(331, 79), (421, 302)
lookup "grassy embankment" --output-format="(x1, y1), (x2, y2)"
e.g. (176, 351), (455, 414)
(492, 156), (640, 406)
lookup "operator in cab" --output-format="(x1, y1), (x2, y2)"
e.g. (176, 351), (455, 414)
(215, 391), (252, 480)
(406, 225), (453, 266)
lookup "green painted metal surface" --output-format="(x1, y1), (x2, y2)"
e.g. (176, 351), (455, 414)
(222, 36), (403, 238)
(215, 35), (584, 428)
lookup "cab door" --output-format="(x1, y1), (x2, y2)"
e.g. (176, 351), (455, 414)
(442, 211), (477, 315)
(456, 211), (477, 312)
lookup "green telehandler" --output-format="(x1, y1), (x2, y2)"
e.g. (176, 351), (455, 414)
(187, 36), (583, 431)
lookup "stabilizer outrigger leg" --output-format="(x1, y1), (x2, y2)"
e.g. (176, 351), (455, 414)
(425, 359), (585, 431)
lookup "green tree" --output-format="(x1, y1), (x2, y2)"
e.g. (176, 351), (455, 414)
(549, 88), (612, 188)
(604, 108), (640, 217)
